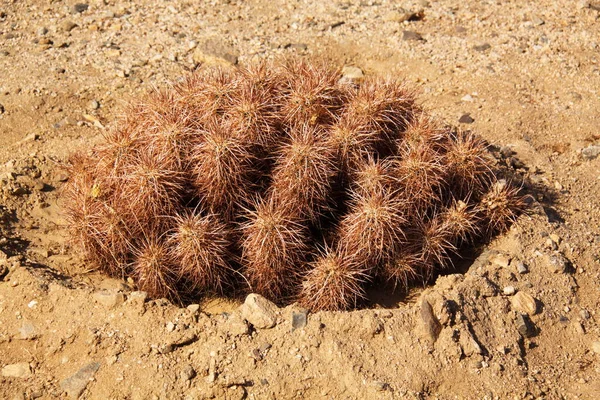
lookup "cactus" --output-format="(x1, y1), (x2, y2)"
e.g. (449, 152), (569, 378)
(63, 58), (527, 310)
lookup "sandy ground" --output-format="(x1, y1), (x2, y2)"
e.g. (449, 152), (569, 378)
(1, 0), (600, 398)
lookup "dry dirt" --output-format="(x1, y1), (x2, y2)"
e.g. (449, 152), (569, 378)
(1, 0), (600, 399)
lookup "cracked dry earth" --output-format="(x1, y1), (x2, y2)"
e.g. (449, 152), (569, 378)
(1, 0), (600, 399)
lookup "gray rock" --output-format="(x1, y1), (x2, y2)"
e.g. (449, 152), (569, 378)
(181, 364), (196, 381)
(402, 31), (423, 41)
(474, 43), (492, 52)
(92, 290), (125, 309)
(516, 261), (528, 274)
(240, 293), (279, 329)
(420, 298), (441, 342)
(73, 3), (89, 13)
(60, 362), (100, 399)
(580, 309), (590, 320)
(1, 362), (32, 378)
(503, 286), (516, 296)
(581, 145), (600, 160)
(515, 314), (535, 338)
(459, 114), (474, 124)
(19, 321), (38, 340)
(547, 253), (569, 273)
(291, 310), (308, 330)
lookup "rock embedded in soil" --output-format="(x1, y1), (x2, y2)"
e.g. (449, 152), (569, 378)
(60, 362), (100, 399)
(19, 321), (38, 340)
(340, 65), (364, 84)
(581, 144), (600, 160)
(73, 3), (89, 14)
(516, 260), (528, 274)
(515, 314), (536, 338)
(291, 310), (308, 331)
(591, 341), (600, 354)
(92, 290), (125, 309)
(459, 113), (475, 124)
(420, 298), (441, 343)
(546, 253), (569, 273)
(240, 294), (279, 329)
(473, 43), (491, 52)
(1, 362), (32, 378)
(402, 30), (424, 41)
(511, 291), (538, 315)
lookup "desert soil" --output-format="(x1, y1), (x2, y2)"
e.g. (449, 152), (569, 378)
(1, 0), (600, 399)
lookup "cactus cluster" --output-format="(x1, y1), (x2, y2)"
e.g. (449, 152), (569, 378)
(63, 58), (526, 311)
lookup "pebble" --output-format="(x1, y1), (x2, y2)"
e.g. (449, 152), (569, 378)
(581, 145), (600, 160)
(1, 362), (32, 378)
(547, 253), (569, 274)
(473, 43), (492, 52)
(591, 341), (600, 354)
(461, 94), (474, 102)
(89, 100), (100, 110)
(340, 65), (364, 84)
(516, 261), (528, 274)
(515, 314), (535, 338)
(580, 309), (590, 320)
(420, 298), (441, 343)
(60, 362), (100, 399)
(92, 290), (125, 309)
(492, 253), (511, 268)
(240, 293), (279, 329)
(402, 31), (424, 41)
(511, 291), (538, 315)
(383, 10), (412, 23)
(19, 321), (38, 340)
(459, 114), (474, 124)
(166, 322), (175, 332)
(503, 286), (516, 296)
(60, 21), (78, 33)
(187, 304), (200, 313)
(181, 364), (196, 381)
(73, 3), (89, 13)
(37, 27), (48, 36)
(291, 310), (308, 331)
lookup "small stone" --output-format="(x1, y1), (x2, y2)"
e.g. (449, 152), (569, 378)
(60, 362), (100, 399)
(503, 286), (516, 296)
(340, 66), (364, 84)
(291, 310), (308, 331)
(73, 3), (89, 13)
(420, 298), (441, 343)
(226, 312), (249, 337)
(515, 314), (535, 338)
(581, 145), (600, 160)
(240, 294), (279, 329)
(37, 27), (48, 36)
(89, 100), (100, 110)
(187, 304), (200, 313)
(19, 321), (38, 340)
(473, 43), (492, 52)
(166, 322), (175, 332)
(402, 31), (424, 41)
(181, 364), (196, 381)
(459, 114), (474, 124)
(461, 94), (474, 102)
(383, 9), (411, 23)
(511, 291), (538, 315)
(591, 341), (600, 354)
(1, 362), (32, 378)
(492, 253), (511, 268)
(547, 253), (569, 274)
(373, 381), (390, 391)
(580, 309), (590, 320)
(60, 21), (78, 32)
(92, 290), (125, 309)
(516, 261), (528, 274)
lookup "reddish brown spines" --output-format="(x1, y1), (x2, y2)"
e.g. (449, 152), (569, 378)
(62, 58), (528, 311)
(478, 180), (528, 236)
(279, 59), (344, 125)
(269, 123), (337, 222)
(167, 211), (234, 294)
(241, 197), (309, 300)
(299, 246), (368, 311)
(337, 190), (407, 271)
(132, 238), (178, 299)
(190, 119), (255, 220)
(444, 130), (493, 196)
